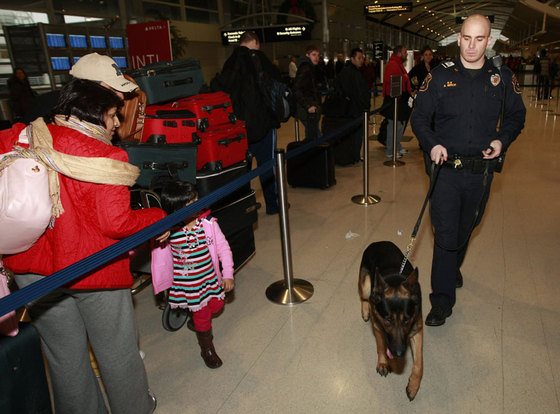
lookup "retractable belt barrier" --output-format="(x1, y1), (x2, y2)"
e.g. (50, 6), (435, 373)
(0, 110), (383, 318)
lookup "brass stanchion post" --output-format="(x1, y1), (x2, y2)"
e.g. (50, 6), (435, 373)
(352, 112), (381, 205)
(266, 149), (314, 305)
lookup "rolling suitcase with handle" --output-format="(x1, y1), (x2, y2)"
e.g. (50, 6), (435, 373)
(194, 123), (248, 171)
(0, 323), (52, 414)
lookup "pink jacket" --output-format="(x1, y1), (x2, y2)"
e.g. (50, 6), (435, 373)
(151, 212), (234, 294)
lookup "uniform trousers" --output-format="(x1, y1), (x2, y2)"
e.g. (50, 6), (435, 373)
(429, 168), (493, 308)
(248, 129), (278, 214)
(14, 274), (154, 414)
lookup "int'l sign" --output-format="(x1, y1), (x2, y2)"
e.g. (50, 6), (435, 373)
(127, 21), (172, 70)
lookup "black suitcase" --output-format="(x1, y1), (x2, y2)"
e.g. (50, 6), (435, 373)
(211, 190), (258, 270)
(224, 225), (255, 271)
(116, 141), (197, 190)
(196, 159), (251, 207)
(127, 58), (205, 105)
(286, 141), (336, 189)
(0, 323), (52, 414)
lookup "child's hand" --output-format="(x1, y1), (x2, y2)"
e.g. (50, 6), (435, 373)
(155, 230), (170, 243)
(222, 279), (234, 292)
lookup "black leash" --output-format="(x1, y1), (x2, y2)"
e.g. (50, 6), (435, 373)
(399, 162), (441, 275)
(399, 160), (492, 276)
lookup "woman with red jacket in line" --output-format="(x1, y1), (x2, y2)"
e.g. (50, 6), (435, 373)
(1, 79), (165, 414)
(382, 45), (413, 158)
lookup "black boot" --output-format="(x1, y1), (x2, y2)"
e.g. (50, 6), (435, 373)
(196, 329), (223, 369)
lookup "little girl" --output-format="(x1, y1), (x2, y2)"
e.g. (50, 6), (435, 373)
(158, 180), (234, 368)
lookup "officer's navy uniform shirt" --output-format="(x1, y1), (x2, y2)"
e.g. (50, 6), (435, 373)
(411, 57), (526, 157)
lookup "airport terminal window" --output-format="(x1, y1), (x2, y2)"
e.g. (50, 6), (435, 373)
(186, 8), (219, 24)
(188, 0), (217, 9)
(143, 2), (181, 20)
(51, 0), (119, 16)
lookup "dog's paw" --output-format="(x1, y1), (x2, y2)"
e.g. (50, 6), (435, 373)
(361, 312), (370, 322)
(376, 362), (391, 377)
(406, 379), (420, 401)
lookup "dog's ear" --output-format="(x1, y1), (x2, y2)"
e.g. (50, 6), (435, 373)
(403, 267), (419, 290)
(373, 267), (387, 293)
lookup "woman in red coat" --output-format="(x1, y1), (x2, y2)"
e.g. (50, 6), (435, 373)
(2, 79), (165, 414)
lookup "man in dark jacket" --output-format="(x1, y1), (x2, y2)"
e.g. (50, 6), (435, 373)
(215, 31), (281, 214)
(294, 45), (322, 140)
(335, 48), (369, 164)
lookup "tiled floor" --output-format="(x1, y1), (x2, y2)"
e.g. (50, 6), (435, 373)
(133, 87), (560, 413)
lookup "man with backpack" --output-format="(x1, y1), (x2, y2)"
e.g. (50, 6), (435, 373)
(214, 31), (282, 215)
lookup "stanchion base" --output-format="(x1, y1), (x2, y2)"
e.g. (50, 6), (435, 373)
(384, 159), (405, 167)
(266, 279), (314, 305)
(351, 194), (381, 205)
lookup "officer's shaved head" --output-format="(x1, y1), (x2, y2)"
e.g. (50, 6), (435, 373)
(458, 14), (492, 68)
(461, 14), (491, 37)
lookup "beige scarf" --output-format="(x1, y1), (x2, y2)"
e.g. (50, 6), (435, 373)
(26, 118), (140, 218)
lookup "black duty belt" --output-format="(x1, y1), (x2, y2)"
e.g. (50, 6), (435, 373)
(443, 154), (505, 174)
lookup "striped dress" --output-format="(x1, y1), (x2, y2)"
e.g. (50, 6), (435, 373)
(167, 218), (224, 311)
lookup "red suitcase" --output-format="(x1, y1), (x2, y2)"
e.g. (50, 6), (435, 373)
(142, 92), (237, 143)
(142, 105), (198, 143)
(175, 92), (237, 130)
(194, 123), (248, 171)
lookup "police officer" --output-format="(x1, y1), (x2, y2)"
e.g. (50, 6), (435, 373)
(411, 14), (526, 326)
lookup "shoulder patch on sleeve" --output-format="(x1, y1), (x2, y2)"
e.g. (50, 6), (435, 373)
(512, 74), (522, 94)
(441, 60), (455, 68)
(419, 73), (432, 92)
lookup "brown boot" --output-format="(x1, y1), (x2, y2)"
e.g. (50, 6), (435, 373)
(196, 329), (223, 369)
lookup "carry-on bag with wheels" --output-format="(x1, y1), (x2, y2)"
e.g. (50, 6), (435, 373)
(194, 123), (248, 172)
(0, 323), (52, 413)
(116, 141), (197, 190)
(196, 159), (251, 202)
(211, 190), (258, 270)
(286, 141), (336, 189)
(127, 58), (205, 105)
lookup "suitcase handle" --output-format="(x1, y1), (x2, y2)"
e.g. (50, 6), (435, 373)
(164, 77), (194, 87)
(202, 102), (231, 113)
(151, 109), (196, 119)
(142, 161), (189, 172)
(218, 133), (246, 147)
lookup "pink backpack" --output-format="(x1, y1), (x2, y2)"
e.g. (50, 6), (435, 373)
(0, 128), (52, 255)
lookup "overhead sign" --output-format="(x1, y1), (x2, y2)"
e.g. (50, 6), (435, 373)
(127, 21), (172, 70)
(221, 25), (312, 46)
(364, 2), (412, 15)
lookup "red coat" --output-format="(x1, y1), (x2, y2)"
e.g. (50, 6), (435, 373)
(383, 53), (412, 97)
(1, 123), (166, 289)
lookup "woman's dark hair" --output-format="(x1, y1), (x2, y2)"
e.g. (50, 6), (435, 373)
(47, 78), (123, 126)
(160, 180), (198, 215)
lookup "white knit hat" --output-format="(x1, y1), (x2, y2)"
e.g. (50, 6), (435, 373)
(70, 53), (137, 93)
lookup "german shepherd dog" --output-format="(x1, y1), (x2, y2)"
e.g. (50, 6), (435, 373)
(358, 241), (423, 401)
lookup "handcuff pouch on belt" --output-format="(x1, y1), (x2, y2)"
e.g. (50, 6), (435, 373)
(446, 153), (505, 174)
